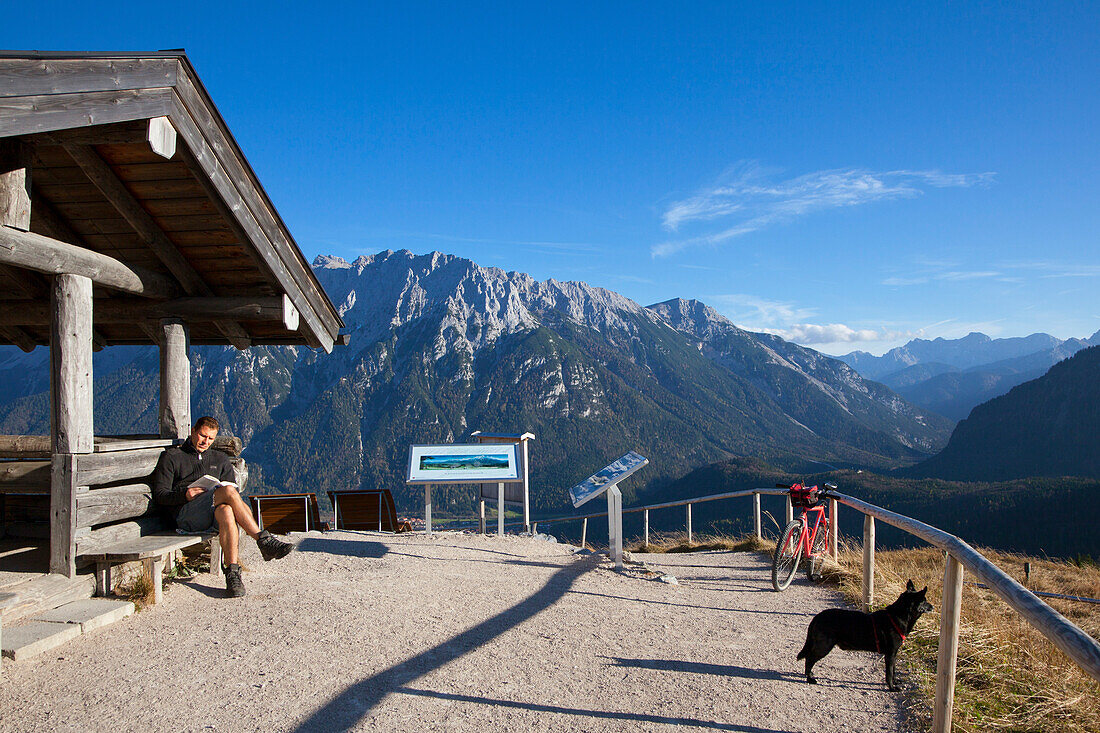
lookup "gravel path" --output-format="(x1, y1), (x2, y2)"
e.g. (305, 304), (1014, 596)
(0, 532), (914, 732)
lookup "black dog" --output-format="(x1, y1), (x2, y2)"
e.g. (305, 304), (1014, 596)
(797, 580), (934, 690)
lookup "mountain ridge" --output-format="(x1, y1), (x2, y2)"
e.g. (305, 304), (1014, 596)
(0, 249), (950, 514)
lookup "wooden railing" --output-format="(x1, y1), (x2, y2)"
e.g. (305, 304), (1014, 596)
(526, 487), (1100, 733)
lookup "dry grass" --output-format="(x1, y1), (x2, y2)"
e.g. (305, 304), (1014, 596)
(633, 533), (1100, 733)
(114, 573), (155, 611)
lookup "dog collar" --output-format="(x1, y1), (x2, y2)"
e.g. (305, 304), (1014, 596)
(887, 615), (906, 640)
(873, 615), (907, 654)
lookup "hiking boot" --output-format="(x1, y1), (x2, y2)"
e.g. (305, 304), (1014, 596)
(257, 530), (294, 561)
(224, 563), (245, 598)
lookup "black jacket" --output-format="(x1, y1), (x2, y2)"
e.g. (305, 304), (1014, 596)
(151, 440), (236, 521)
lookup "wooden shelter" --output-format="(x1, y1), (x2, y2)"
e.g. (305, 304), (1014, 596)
(0, 51), (345, 612)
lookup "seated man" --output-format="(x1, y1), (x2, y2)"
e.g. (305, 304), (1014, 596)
(152, 416), (294, 598)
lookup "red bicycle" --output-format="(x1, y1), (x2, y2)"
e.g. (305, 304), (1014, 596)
(771, 482), (836, 591)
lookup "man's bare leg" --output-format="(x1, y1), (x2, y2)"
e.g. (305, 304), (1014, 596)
(214, 503), (240, 566)
(213, 484), (295, 563)
(213, 484), (260, 538)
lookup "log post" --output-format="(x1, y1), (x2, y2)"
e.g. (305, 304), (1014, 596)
(51, 275), (94, 454)
(863, 514), (876, 610)
(934, 555), (965, 733)
(753, 492), (761, 540)
(50, 454), (78, 576)
(0, 140), (31, 231)
(158, 318), (191, 439)
(49, 273), (93, 577)
(686, 503), (693, 544)
(643, 508), (650, 548)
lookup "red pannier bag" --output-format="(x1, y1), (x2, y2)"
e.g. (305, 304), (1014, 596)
(789, 484), (821, 508)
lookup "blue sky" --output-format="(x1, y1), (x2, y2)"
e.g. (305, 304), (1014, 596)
(8, 2), (1099, 354)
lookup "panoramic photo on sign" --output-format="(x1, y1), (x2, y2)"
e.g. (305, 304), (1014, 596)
(569, 451), (649, 508)
(406, 444), (521, 484)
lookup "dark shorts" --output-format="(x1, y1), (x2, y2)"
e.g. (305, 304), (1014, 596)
(176, 490), (218, 533)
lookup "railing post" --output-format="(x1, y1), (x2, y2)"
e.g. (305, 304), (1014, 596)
(643, 509), (649, 548)
(478, 500), (485, 535)
(580, 517), (588, 549)
(934, 555), (965, 733)
(784, 495), (793, 525)
(829, 497), (838, 561)
(686, 503), (692, 544)
(753, 492), (761, 540)
(862, 514), (875, 610)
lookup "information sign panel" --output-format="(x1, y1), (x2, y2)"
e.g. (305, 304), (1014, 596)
(406, 444), (521, 485)
(568, 451), (648, 508)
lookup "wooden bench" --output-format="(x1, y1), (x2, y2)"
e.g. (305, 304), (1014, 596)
(87, 533), (206, 604)
(249, 493), (328, 534)
(327, 489), (406, 532)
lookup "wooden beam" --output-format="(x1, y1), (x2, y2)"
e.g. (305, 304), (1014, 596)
(0, 459), (50, 491)
(62, 143), (208, 293)
(282, 293), (299, 331)
(147, 117), (176, 159)
(0, 139), (32, 231)
(76, 483), (153, 528)
(50, 453), (78, 576)
(75, 448), (165, 486)
(0, 225), (181, 297)
(0, 58), (178, 99)
(0, 261), (45, 298)
(159, 318), (190, 440)
(0, 324), (37, 352)
(0, 296), (293, 325)
(62, 143), (251, 349)
(38, 122), (148, 146)
(170, 98), (335, 351)
(50, 273), (94, 455)
(30, 190), (89, 248)
(0, 88), (175, 138)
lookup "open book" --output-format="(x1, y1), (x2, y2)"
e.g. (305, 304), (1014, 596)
(188, 474), (237, 492)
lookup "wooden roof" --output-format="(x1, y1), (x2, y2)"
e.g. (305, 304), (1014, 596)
(0, 51), (344, 351)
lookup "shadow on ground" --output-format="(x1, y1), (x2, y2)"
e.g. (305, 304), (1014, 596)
(394, 687), (798, 733)
(291, 560), (594, 732)
(295, 537), (389, 559)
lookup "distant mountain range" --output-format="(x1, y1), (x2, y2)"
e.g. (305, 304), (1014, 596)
(839, 331), (1100, 421)
(0, 250), (950, 515)
(905, 345), (1100, 481)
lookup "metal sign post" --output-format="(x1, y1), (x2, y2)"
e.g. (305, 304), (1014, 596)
(567, 451), (648, 569)
(472, 431), (535, 535)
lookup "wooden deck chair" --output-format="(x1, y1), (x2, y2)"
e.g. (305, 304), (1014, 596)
(248, 493), (327, 534)
(327, 489), (406, 532)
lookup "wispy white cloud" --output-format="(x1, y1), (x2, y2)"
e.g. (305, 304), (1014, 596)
(760, 323), (906, 345)
(710, 293), (817, 326)
(710, 292), (909, 349)
(654, 162), (994, 257)
(1000, 261), (1100, 279)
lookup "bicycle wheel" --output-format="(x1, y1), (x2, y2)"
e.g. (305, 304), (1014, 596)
(806, 519), (829, 581)
(772, 520), (803, 591)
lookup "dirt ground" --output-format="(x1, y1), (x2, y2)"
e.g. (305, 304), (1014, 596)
(0, 531), (917, 732)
